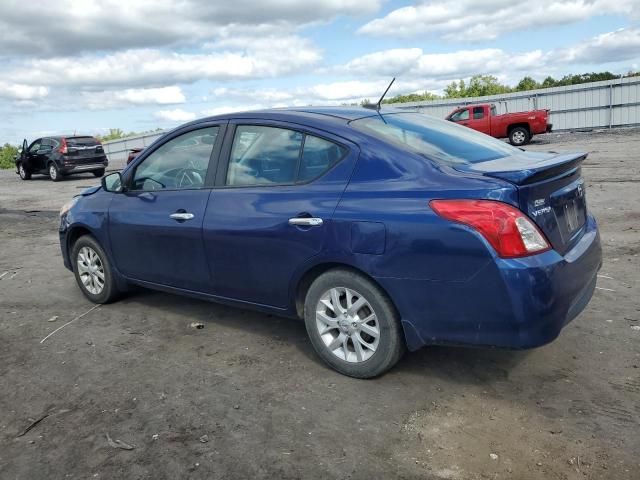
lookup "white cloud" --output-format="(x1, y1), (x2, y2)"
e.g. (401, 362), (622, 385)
(0, 81), (49, 100)
(554, 28), (640, 64)
(5, 36), (321, 89)
(358, 0), (640, 41)
(0, 0), (381, 56)
(83, 86), (186, 110)
(154, 108), (197, 122)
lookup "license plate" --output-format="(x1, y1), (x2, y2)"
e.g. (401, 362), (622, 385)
(564, 201), (580, 232)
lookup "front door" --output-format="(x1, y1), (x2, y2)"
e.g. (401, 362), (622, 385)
(203, 122), (357, 307)
(108, 124), (224, 292)
(24, 138), (45, 171)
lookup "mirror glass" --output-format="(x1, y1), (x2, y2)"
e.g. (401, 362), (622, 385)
(102, 172), (123, 192)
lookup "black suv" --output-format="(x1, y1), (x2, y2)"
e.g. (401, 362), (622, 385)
(16, 136), (109, 181)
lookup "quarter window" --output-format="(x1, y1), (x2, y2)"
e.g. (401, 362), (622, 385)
(226, 126), (345, 186)
(131, 127), (219, 191)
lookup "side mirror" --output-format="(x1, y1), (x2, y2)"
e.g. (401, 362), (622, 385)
(102, 172), (123, 193)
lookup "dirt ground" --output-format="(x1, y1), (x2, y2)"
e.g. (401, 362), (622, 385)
(1, 128), (639, 480)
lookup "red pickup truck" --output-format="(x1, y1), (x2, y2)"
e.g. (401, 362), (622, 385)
(446, 103), (552, 146)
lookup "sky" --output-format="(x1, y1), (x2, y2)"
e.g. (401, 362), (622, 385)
(0, 0), (639, 144)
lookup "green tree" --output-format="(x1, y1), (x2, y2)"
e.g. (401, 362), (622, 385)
(0, 143), (19, 169)
(516, 76), (540, 91)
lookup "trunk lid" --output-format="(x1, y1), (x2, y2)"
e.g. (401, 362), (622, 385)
(455, 151), (588, 255)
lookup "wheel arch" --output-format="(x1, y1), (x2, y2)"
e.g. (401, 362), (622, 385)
(293, 261), (400, 321)
(507, 122), (531, 135)
(65, 225), (96, 270)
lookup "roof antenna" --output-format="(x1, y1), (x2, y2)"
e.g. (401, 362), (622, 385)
(376, 77), (395, 111)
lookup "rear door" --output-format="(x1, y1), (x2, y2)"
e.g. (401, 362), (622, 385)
(467, 106), (490, 135)
(202, 121), (358, 307)
(108, 124), (225, 292)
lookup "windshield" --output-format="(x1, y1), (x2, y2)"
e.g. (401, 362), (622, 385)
(351, 112), (519, 164)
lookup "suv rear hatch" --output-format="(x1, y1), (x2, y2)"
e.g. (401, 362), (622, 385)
(455, 151), (588, 255)
(64, 136), (105, 164)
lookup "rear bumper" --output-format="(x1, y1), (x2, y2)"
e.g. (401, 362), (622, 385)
(378, 214), (601, 351)
(59, 159), (108, 174)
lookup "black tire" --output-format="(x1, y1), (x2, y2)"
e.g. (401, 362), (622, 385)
(509, 126), (530, 146)
(93, 169), (105, 178)
(48, 162), (62, 182)
(17, 162), (31, 180)
(71, 235), (121, 304)
(303, 268), (405, 378)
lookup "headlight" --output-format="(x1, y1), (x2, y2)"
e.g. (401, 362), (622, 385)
(60, 196), (79, 217)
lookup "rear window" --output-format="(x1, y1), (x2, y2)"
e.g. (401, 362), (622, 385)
(66, 136), (100, 146)
(351, 112), (518, 164)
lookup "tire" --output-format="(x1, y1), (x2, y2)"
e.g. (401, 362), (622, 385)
(48, 162), (62, 182)
(93, 169), (105, 178)
(17, 162), (31, 180)
(303, 269), (405, 378)
(71, 235), (121, 304)
(509, 126), (530, 146)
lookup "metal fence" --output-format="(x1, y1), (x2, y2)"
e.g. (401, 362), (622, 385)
(388, 76), (640, 132)
(103, 131), (164, 170)
(103, 77), (640, 168)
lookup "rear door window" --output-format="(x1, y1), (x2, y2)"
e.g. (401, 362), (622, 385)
(473, 107), (484, 119)
(226, 126), (345, 186)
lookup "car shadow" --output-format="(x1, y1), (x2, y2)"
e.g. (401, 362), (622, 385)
(119, 287), (530, 383)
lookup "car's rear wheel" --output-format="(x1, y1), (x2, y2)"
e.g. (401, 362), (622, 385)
(304, 269), (405, 378)
(49, 162), (62, 182)
(93, 169), (105, 178)
(509, 126), (530, 146)
(71, 235), (120, 304)
(18, 163), (31, 180)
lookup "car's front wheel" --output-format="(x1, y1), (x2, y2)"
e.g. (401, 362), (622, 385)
(93, 169), (105, 178)
(71, 235), (121, 304)
(304, 269), (405, 378)
(49, 162), (62, 182)
(18, 163), (31, 180)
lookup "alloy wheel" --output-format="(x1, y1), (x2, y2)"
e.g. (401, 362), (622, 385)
(19, 164), (26, 179)
(315, 287), (380, 363)
(49, 164), (57, 180)
(76, 246), (105, 295)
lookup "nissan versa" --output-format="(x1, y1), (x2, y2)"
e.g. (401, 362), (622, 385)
(58, 108), (602, 378)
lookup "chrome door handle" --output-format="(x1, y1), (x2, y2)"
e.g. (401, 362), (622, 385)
(170, 212), (194, 221)
(289, 217), (323, 227)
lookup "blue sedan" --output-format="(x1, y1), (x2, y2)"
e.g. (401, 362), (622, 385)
(59, 107), (602, 378)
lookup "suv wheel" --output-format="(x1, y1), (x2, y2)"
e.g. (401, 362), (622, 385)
(93, 169), (105, 178)
(71, 235), (121, 304)
(49, 162), (62, 182)
(303, 269), (405, 378)
(18, 163), (31, 180)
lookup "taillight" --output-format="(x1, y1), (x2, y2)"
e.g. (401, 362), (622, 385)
(430, 199), (550, 258)
(58, 138), (68, 154)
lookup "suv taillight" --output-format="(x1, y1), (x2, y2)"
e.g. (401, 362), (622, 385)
(58, 138), (68, 154)
(430, 199), (550, 258)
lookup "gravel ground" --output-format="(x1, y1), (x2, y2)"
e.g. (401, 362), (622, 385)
(0, 128), (639, 479)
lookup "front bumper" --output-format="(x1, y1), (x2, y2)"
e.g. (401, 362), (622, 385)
(378, 214), (602, 351)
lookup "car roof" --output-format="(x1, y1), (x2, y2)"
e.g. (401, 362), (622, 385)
(185, 106), (418, 130)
